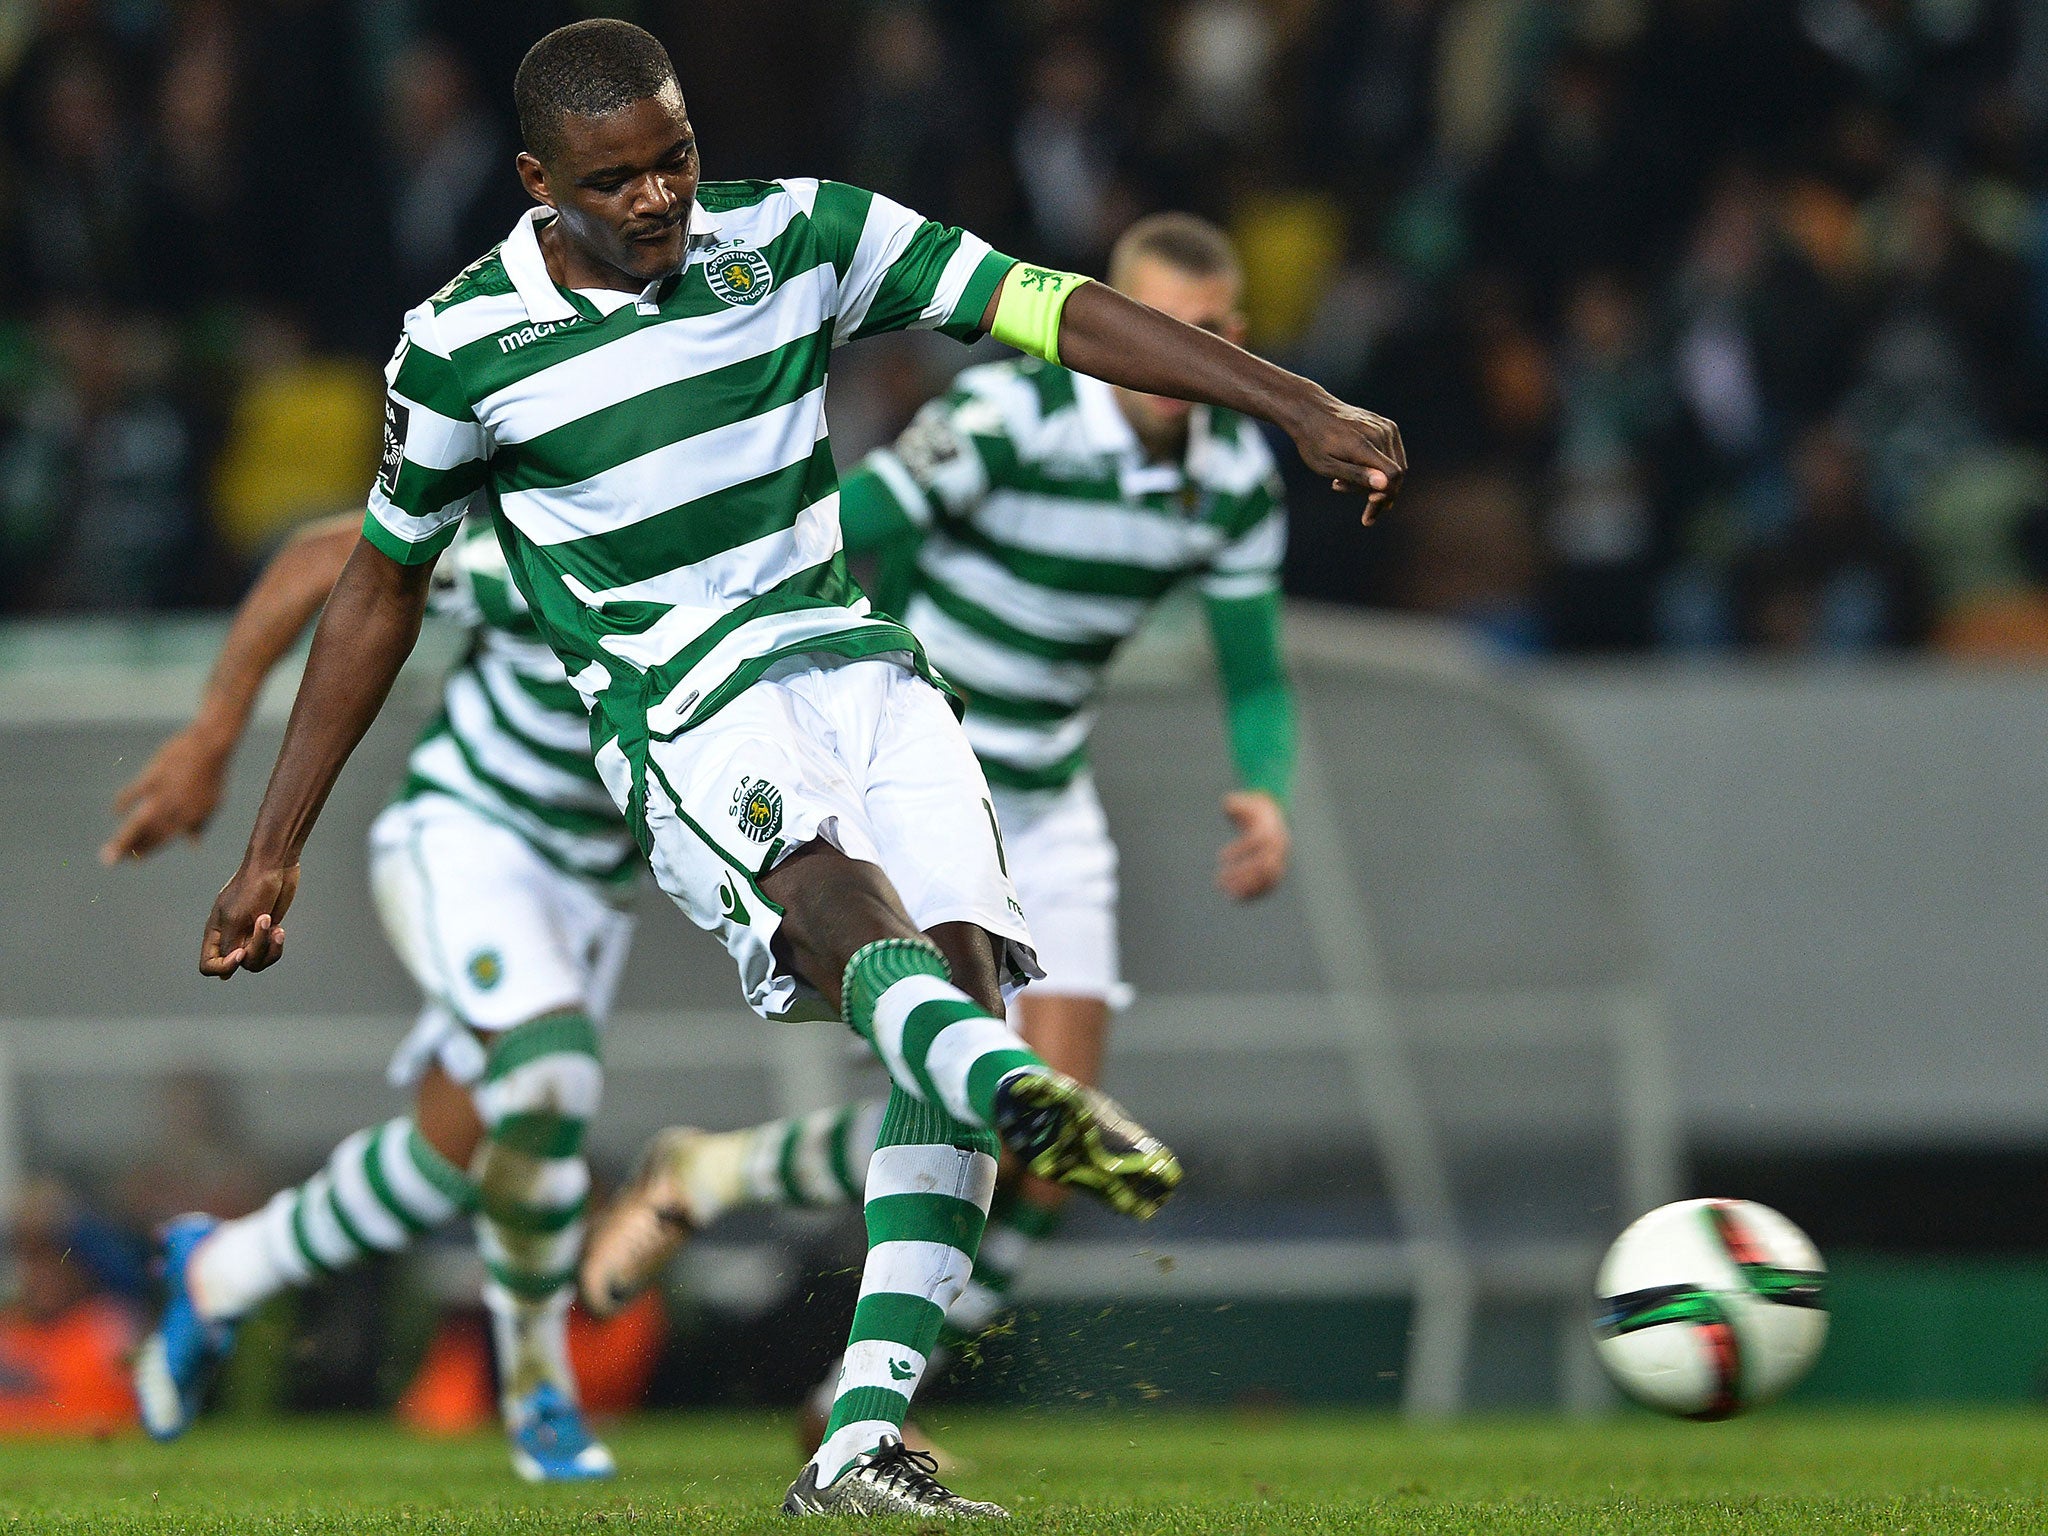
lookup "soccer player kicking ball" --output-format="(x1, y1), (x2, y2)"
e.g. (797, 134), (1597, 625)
(115, 513), (629, 1482)
(196, 21), (1402, 1517)
(581, 213), (1300, 1439)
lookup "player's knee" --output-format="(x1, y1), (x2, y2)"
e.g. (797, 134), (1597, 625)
(763, 841), (921, 992)
(472, 1010), (604, 1150)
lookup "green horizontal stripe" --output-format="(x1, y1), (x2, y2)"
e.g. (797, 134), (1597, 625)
(405, 1125), (482, 1213)
(479, 1186), (588, 1233)
(959, 684), (1073, 724)
(485, 1258), (576, 1300)
(949, 518), (1183, 600)
(432, 718), (622, 836)
(388, 457), (486, 522)
(978, 745), (1089, 792)
(391, 340), (477, 422)
(845, 1289), (945, 1353)
(917, 578), (1117, 665)
(362, 510), (455, 567)
(485, 1012), (600, 1082)
(454, 216), (830, 396)
(465, 662), (603, 780)
(824, 1384), (911, 1436)
(361, 1126), (433, 1236)
(289, 1190), (336, 1276)
(492, 323), (831, 493)
(864, 1190), (987, 1252)
(488, 1111), (587, 1160)
(898, 997), (984, 1104)
(542, 441), (840, 596)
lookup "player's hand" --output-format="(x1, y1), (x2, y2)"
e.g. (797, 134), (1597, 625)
(101, 725), (233, 866)
(201, 858), (299, 977)
(1217, 790), (1290, 902)
(1284, 391), (1405, 525)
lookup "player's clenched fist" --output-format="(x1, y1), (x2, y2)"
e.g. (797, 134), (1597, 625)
(201, 860), (299, 977)
(1282, 391), (1405, 523)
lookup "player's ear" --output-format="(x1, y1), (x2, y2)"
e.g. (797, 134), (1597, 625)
(516, 151), (555, 209)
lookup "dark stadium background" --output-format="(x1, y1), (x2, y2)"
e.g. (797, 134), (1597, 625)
(4, 0), (2048, 1421)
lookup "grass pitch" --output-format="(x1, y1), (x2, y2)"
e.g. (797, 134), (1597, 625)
(3, 1408), (2045, 1533)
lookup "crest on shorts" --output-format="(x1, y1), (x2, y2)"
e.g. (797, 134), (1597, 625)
(467, 948), (504, 990)
(731, 776), (784, 843)
(705, 244), (773, 306)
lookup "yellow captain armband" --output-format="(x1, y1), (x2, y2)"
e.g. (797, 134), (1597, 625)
(989, 264), (1092, 366)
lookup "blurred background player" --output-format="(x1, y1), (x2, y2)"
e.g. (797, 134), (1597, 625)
(581, 212), (1296, 1430)
(109, 510), (629, 1482)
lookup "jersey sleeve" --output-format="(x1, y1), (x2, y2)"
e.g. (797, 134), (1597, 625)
(861, 388), (998, 533)
(808, 181), (1015, 347)
(361, 305), (488, 566)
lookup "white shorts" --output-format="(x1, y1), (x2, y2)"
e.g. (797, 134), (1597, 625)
(597, 656), (1037, 1022)
(368, 792), (635, 1087)
(994, 774), (1131, 1009)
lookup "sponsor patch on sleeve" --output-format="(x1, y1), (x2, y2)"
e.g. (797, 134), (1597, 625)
(377, 398), (410, 496)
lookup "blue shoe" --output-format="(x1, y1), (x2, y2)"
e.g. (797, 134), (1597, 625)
(508, 1383), (616, 1482)
(133, 1215), (237, 1441)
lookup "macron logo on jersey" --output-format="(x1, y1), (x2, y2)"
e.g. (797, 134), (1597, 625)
(498, 318), (582, 354)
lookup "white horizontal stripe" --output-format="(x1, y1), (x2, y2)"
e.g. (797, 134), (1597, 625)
(1199, 570), (1281, 601)
(918, 540), (1145, 642)
(791, 1116), (848, 1204)
(864, 1142), (998, 1203)
(478, 262), (833, 443)
(473, 627), (571, 682)
(1211, 509), (1286, 574)
(476, 1054), (603, 1126)
(475, 653), (593, 752)
(856, 1239), (974, 1302)
(834, 191), (927, 342)
(298, 1173), (356, 1267)
(376, 1121), (462, 1225)
(922, 234), (996, 328)
(367, 485), (474, 549)
(962, 709), (1094, 770)
(391, 400), (485, 472)
(404, 736), (634, 873)
(838, 1339), (925, 1397)
(327, 1129), (408, 1251)
(444, 672), (617, 810)
(1187, 419), (1279, 497)
(580, 492), (840, 609)
(501, 386), (827, 547)
(973, 488), (1219, 571)
(369, 1122), (457, 1227)
(640, 603), (902, 733)
(924, 1014), (1032, 1124)
(432, 291), (535, 353)
(869, 973), (955, 1099)
(903, 595), (1096, 705)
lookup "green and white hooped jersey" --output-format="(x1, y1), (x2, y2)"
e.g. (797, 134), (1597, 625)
(361, 181), (1014, 775)
(865, 359), (1285, 792)
(393, 516), (640, 889)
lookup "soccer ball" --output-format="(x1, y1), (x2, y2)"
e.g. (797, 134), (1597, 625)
(1591, 1198), (1828, 1419)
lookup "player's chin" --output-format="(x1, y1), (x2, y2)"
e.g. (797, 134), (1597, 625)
(620, 229), (687, 280)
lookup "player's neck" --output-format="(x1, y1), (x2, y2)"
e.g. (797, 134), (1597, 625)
(537, 216), (669, 296)
(1115, 389), (1190, 466)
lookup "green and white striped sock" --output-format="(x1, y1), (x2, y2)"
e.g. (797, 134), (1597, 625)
(470, 1012), (602, 1415)
(736, 1101), (886, 1210)
(940, 1188), (1064, 1346)
(842, 938), (1044, 1130)
(188, 1117), (475, 1323)
(809, 1087), (998, 1484)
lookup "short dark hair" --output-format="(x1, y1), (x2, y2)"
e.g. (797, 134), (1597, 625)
(514, 19), (679, 164)
(1108, 212), (1242, 291)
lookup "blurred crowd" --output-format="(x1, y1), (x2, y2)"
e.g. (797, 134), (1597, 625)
(2, 0), (2046, 655)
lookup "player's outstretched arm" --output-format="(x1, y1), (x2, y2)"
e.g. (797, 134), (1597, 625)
(103, 514), (361, 866)
(201, 538), (435, 978)
(980, 272), (1405, 522)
